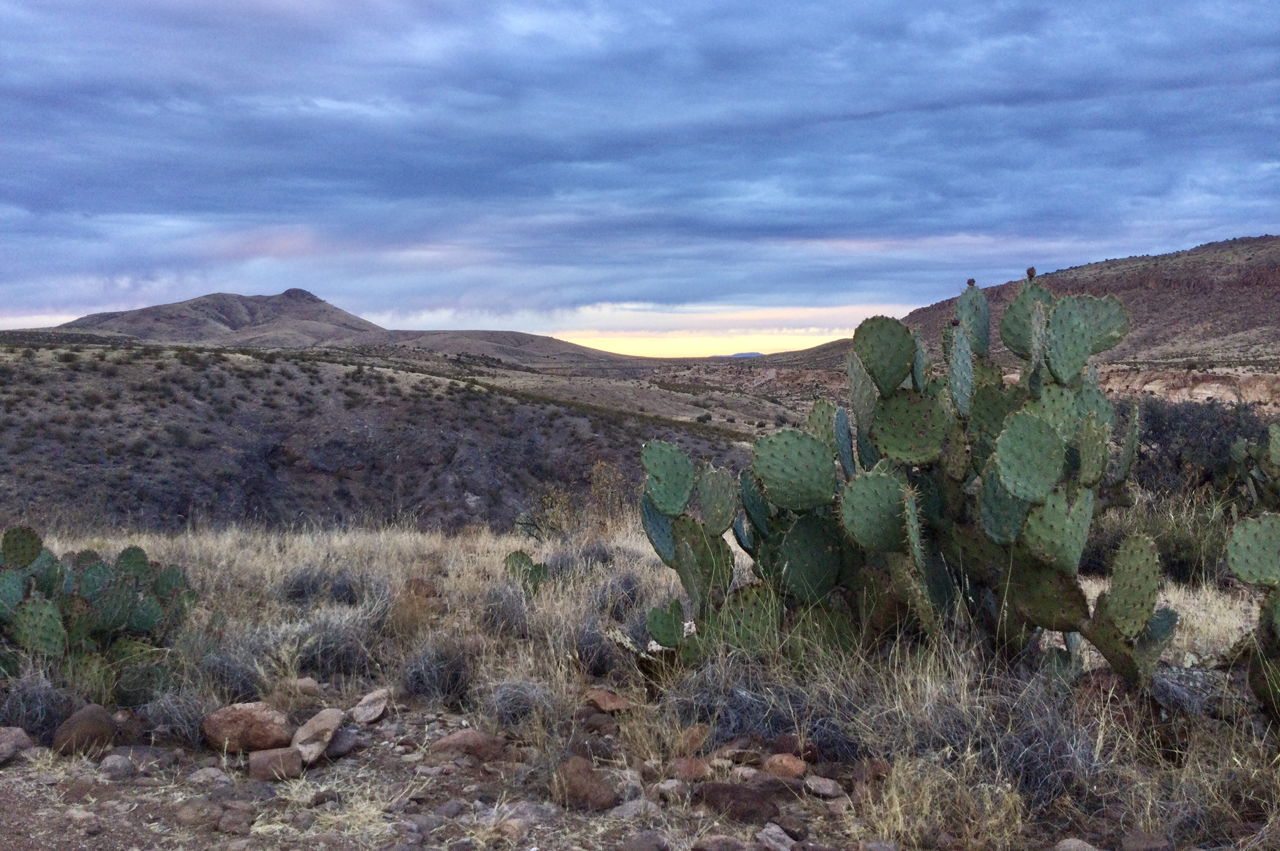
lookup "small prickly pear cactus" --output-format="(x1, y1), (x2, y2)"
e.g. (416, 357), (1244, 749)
(1225, 514), (1280, 718)
(504, 550), (549, 595)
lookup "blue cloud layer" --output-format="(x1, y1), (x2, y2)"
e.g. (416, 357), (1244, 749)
(1, 0), (1277, 325)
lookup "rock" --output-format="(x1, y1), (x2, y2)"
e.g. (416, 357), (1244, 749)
(282, 676), (324, 697)
(556, 755), (620, 810)
(585, 688), (636, 713)
(434, 799), (469, 819)
(323, 726), (366, 759)
(430, 729), (505, 762)
(762, 753), (807, 779)
(670, 756), (713, 781)
(653, 778), (689, 805)
(175, 800), (224, 829)
(53, 704), (116, 756)
(865, 842), (899, 851)
(608, 798), (661, 819)
(217, 808), (255, 835)
(583, 711), (620, 737)
(248, 747), (303, 781)
(757, 823), (798, 851)
(0, 741), (14, 766)
(351, 688), (391, 724)
(105, 746), (176, 775)
(731, 765), (761, 783)
(66, 807), (102, 836)
(676, 724), (711, 756)
(186, 766), (232, 785)
(692, 837), (752, 851)
(0, 728), (34, 753)
(621, 830), (671, 851)
(772, 814), (809, 841)
(802, 775), (843, 798)
(201, 702), (292, 754)
(293, 708), (345, 764)
(696, 782), (780, 824)
(1052, 842), (1102, 851)
(1121, 833), (1172, 851)
(768, 733), (820, 762)
(98, 753), (137, 781)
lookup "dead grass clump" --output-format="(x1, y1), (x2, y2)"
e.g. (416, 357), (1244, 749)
(403, 635), (472, 710)
(592, 570), (644, 623)
(1083, 487), (1230, 584)
(480, 581), (530, 640)
(280, 565), (369, 606)
(0, 669), (81, 746)
(484, 678), (555, 730)
(197, 648), (266, 704)
(570, 621), (626, 679)
(138, 688), (217, 747)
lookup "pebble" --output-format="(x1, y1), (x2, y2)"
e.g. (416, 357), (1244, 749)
(802, 775), (843, 798)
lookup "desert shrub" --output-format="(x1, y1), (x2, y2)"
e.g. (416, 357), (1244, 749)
(0, 670), (81, 746)
(484, 679), (554, 729)
(592, 570), (644, 623)
(139, 688), (217, 747)
(571, 621), (624, 679)
(280, 565), (366, 606)
(198, 650), (265, 703)
(1125, 396), (1270, 494)
(1082, 489), (1230, 583)
(403, 636), (472, 709)
(480, 582), (530, 640)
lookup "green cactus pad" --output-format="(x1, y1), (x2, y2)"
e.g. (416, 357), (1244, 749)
(11, 595), (66, 659)
(778, 515), (844, 604)
(1107, 535), (1161, 640)
(642, 440), (696, 517)
(1226, 514), (1280, 588)
(846, 351), (879, 438)
(980, 458), (1032, 546)
(704, 584), (782, 654)
(31, 550), (63, 599)
(740, 470), (771, 537)
(1076, 372), (1114, 429)
(1045, 296), (1092, 384)
(152, 565), (189, 601)
(956, 283), (991, 357)
(995, 411), (1065, 504)
(77, 561), (113, 598)
(1022, 487), (1094, 576)
(940, 423), (971, 481)
(1075, 294), (1130, 354)
(88, 582), (136, 636)
(1076, 413), (1111, 487)
(641, 494), (676, 565)
(1269, 423), (1280, 466)
(753, 429), (838, 510)
(869, 391), (949, 465)
(852, 316), (917, 397)
(1024, 384), (1081, 442)
(949, 324), (973, 418)
(115, 546), (152, 582)
(647, 599), (685, 649)
(1000, 283), (1057, 361)
(1029, 300), (1048, 375)
(970, 383), (1026, 439)
(807, 398), (839, 455)
(673, 516), (734, 610)
(912, 333), (932, 391)
(2, 527), (43, 572)
(841, 471), (906, 552)
(1003, 555), (1091, 632)
(1083, 594), (1175, 685)
(886, 551), (939, 636)
(58, 594), (95, 652)
(698, 466), (739, 536)
(835, 406), (857, 477)
(128, 595), (166, 636)
(0, 571), (25, 624)
(1108, 407), (1140, 484)
(732, 515), (754, 556)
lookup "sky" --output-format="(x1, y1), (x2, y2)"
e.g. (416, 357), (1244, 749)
(1, 1), (1277, 356)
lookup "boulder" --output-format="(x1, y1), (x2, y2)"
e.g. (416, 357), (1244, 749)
(556, 755), (620, 810)
(248, 747), (303, 781)
(430, 729), (505, 762)
(695, 782), (779, 824)
(201, 702), (292, 754)
(292, 708), (345, 765)
(670, 756), (713, 782)
(350, 688), (390, 725)
(0, 728), (35, 753)
(802, 775), (843, 798)
(98, 753), (137, 781)
(53, 705), (116, 756)
(762, 753), (807, 779)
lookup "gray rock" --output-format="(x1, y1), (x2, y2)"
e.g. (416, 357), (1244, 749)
(323, 727), (365, 759)
(607, 798), (661, 820)
(98, 753), (137, 781)
(621, 830), (671, 851)
(186, 766), (232, 785)
(1052, 841), (1102, 851)
(757, 823), (797, 851)
(293, 708), (345, 764)
(802, 775), (843, 798)
(0, 741), (15, 767)
(0, 728), (34, 753)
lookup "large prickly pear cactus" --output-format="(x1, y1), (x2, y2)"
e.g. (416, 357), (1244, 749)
(1225, 514), (1280, 718)
(638, 274), (1177, 687)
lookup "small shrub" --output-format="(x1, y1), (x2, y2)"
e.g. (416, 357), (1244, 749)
(480, 582), (530, 639)
(0, 670), (81, 746)
(571, 621), (624, 679)
(593, 570), (643, 623)
(404, 636), (472, 709)
(485, 679), (554, 729)
(199, 650), (265, 704)
(139, 689), (217, 747)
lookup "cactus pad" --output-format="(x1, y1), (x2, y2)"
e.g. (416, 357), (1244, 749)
(0, 571), (24, 623)
(1076, 372), (1114, 429)
(841, 471), (906, 552)
(88, 581), (136, 636)
(980, 458), (1031, 546)
(115, 546), (153, 583)
(1107, 535), (1161, 640)
(704, 584), (782, 654)
(2, 527), (42, 572)
(1024, 384), (1081, 442)
(949, 324), (973, 418)
(753, 429), (838, 510)
(870, 391), (949, 465)
(1075, 294), (1130, 354)
(647, 599), (685, 649)
(732, 515), (754, 556)
(642, 440), (696, 517)
(807, 398), (838, 455)
(834, 406), (856, 477)
(970, 383), (1025, 439)
(673, 516), (734, 611)
(912, 333), (932, 391)
(698, 466), (739, 536)
(1022, 487), (1093, 576)
(846, 351), (879, 438)
(1076, 413), (1111, 487)
(1003, 556), (1091, 632)
(641, 495), (676, 565)
(852, 316), (917, 397)
(995, 411), (1065, 504)
(1226, 514), (1280, 588)
(1046, 296), (1092, 384)
(777, 515), (844, 604)
(956, 282), (991, 357)
(740, 470), (771, 537)
(1000, 283), (1057, 361)
(11, 595), (67, 659)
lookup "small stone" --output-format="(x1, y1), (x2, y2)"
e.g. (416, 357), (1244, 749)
(730, 765), (761, 783)
(1052, 841), (1102, 851)
(763, 753), (807, 779)
(282, 676), (324, 696)
(866, 841), (899, 851)
(607, 798), (661, 819)
(217, 808), (255, 835)
(583, 712), (620, 737)
(802, 775), (843, 798)
(772, 814), (809, 841)
(66, 807), (102, 836)
(248, 747), (303, 781)
(585, 688), (636, 713)
(175, 800), (224, 829)
(0, 728), (34, 753)
(0, 741), (14, 766)
(293, 708), (345, 765)
(692, 837), (752, 851)
(434, 799), (469, 819)
(670, 756), (713, 781)
(201, 702), (292, 754)
(98, 753), (136, 781)
(757, 823), (798, 851)
(496, 819), (530, 841)
(351, 688), (391, 724)
(653, 778), (688, 805)
(323, 727), (364, 759)
(696, 782), (780, 824)
(824, 796), (853, 816)
(53, 704), (116, 756)
(186, 766), (232, 785)
(621, 829), (671, 851)
(430, 729), (505, 762)
(556, 755), (620, 810)
(1121, 833), (1172, 851)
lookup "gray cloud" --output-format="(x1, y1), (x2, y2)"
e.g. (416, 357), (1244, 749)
(1, 0), (1277, 324)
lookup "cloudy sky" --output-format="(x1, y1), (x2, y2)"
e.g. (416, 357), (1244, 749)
(2, 1), (1277, 355)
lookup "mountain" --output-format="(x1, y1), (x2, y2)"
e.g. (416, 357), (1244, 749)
(61, 288), (385, 347)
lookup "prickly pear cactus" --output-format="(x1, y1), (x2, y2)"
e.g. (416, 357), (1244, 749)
(10, 595), (67, 659)
(1225, 514), (1280, 718)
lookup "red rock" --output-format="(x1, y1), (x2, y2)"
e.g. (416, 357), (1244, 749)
(692, 835), (753, 851)
(762, 753), (807, 779)
(695, 782), (779, 823)
(0, 728), (34, 753)
(350, 688), (390, 724)
(292, 708), (344, 765)
(248, 747), (303, 781)
(556, 755), (620, 810)
(676, 724), (710, 756)
(53, 705), (116, 756)
(201, 703), (292, 754)
(584, 688), (635, 713)
(670, 756), (713, 781)
(430, 729), (505, 762)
